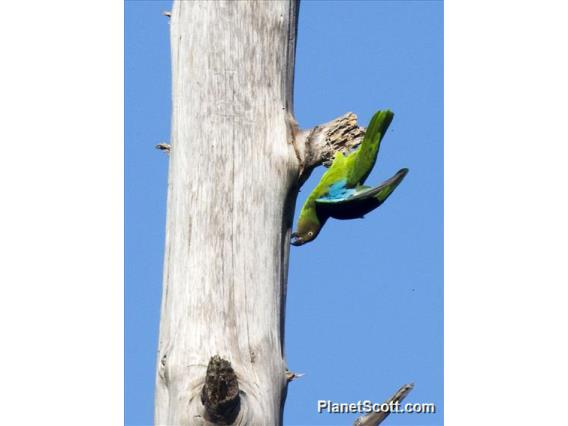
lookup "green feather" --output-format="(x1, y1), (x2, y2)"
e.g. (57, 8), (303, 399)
(346, 109), (394, 186)
(292, 109), (404, 246)
(297, 110), (394, 219)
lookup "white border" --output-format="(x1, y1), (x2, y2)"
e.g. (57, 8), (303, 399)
(446, 1), (568, 424)
(1, 0), (567, 424)
(0, 1), (123, 424)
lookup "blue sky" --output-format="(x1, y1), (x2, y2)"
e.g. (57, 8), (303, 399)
(125, 1), (443, 425)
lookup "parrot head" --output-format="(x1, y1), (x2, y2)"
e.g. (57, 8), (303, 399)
(291, 218), (322, 246)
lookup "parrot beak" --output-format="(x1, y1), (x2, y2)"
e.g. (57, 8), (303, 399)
(290, 232), (304, 246)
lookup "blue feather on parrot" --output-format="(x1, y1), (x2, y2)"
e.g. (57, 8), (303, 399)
(291, 110), (408, 246)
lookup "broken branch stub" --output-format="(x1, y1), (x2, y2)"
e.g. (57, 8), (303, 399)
(295, 112), (366, 187)
(155, 142), (171, 154)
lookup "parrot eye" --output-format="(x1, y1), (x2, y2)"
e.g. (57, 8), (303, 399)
(308, 231), (314, 237)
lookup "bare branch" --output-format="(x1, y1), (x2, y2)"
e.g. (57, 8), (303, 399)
(200, 355), (240, 425)
(353, 383), (414, 426)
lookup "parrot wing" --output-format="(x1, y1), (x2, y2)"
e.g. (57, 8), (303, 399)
(346, 109), (395, 186)
(315, 168), (409, 220)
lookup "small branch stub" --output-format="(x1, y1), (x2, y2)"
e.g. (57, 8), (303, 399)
(155, 142), (171, 154)
(201, 355), (240, 425)
(353, 383), (414, 426)
(285, 370), (304, 383)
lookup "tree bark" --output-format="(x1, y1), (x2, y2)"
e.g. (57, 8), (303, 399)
(154, 1), (400, 425)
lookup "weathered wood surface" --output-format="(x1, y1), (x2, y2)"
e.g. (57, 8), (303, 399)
(155, 1), (300, 424)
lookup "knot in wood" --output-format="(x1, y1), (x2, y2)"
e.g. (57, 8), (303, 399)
(201, 355), (240, 425)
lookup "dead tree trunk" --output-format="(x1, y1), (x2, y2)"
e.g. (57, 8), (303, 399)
(155, 1), (406, 425)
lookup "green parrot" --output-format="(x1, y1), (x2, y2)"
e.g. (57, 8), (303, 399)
(291, 110), (408, 246)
